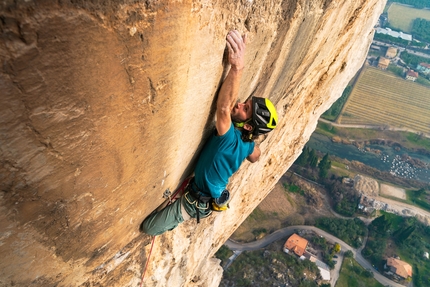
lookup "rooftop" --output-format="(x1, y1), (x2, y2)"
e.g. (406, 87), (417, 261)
(387, 257), (412, 278)
(378, 57), (390, 66)
(284, 233), (308, 257)
(376, 27), (412, 41)
(406, 70), (418, 78)
(419, 62), (430, 69)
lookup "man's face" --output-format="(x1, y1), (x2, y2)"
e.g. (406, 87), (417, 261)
(231, 98), (252, 122)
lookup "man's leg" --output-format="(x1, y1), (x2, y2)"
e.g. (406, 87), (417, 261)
(140, 199), (184, 236)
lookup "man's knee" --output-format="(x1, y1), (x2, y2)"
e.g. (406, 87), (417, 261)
(139, 200), (183, 236)
(141, 217), (168, 236)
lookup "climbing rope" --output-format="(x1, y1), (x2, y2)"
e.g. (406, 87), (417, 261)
(139, 177), (192, 286)
(140, 235), (156, 287)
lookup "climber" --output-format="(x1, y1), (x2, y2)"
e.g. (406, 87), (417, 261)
(140, 30), (278, 236)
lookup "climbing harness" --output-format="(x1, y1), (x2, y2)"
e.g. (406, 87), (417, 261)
(187, 178), (212, 224)
(139, 177), (192, 286)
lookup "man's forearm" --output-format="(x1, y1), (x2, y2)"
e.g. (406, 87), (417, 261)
(215, 30), (246, 135)
(217, 68), (243, 113)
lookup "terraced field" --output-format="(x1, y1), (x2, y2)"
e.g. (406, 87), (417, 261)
(338, 67), (430, 134)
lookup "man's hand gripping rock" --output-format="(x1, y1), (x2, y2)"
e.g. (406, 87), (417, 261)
(226, 30), (246, 71)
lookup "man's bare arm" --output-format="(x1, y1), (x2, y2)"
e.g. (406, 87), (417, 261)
(216, 30), (246, 136)
(247, 146), (261, 163)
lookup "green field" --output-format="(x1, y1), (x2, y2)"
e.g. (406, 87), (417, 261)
(338, 67), (430, 135)
(406, 188), (430, 212)
(387, 3), (430, 32)
(336, 257), (384, 287)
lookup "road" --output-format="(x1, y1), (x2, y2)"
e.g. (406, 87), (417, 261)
(318, 118), (430, 139)
(372, 40), (430, 59)
(225, 225), (406, 287)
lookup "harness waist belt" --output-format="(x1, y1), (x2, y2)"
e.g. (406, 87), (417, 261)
(189, 178), (211, 203)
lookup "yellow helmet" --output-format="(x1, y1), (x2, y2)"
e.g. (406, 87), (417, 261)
(251, 97), (278, 135)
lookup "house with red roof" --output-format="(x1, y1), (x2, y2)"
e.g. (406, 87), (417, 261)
(386, 257), (412, 279)
(283, 233), (308, 257)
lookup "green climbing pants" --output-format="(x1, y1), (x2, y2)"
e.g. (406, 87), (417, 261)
(141, 192), (212, 236)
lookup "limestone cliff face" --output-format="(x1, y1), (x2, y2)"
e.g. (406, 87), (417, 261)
(0, 0), (385, 286)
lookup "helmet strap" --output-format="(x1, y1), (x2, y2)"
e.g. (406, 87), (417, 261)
(234, 118), (252, 128)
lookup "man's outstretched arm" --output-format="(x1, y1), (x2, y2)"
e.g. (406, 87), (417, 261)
(216, 30), (246, 136)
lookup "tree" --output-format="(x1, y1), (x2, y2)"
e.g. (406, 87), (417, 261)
(412, 18), (430, 42)
(296, 146), (309, 166)
(333, 243), (341, 253)
(371, 214), (391, 235)
(318, 153), (331, 178)
(309, 149), (318, 168)
(395, 225), (416, 243)
(414, 188), (426, 197)
(344, 250), (353, 258)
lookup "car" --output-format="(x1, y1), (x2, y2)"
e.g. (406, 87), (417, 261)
(333, 261), (337, 264)
(333, 255), (338, 258)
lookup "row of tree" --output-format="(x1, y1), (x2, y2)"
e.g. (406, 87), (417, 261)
(411, 18), (430, 42)
(400, 51), (430, 68)
(374, 32), (409, 46)
(295, 147), (332, 178)
(315, 217), (366, 248)
(322, 86), (352, 121)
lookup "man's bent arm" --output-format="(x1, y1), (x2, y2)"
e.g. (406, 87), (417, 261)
(247, 146), (260, 163)
(216, 30), (246, 136)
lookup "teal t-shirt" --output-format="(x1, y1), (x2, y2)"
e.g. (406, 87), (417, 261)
(194, 123), (255, 198)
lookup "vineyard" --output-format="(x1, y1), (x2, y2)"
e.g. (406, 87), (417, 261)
(338, 67), (430, 135)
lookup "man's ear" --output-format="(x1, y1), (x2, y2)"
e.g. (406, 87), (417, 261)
(243, 123), (253, 131)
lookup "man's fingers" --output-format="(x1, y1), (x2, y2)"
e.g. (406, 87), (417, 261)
(227, 34), (239, 52)
(229, 30), (242, 45)
(226, 41), (233, 54)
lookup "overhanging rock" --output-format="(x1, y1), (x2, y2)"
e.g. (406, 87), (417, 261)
(0, 0), (386, 286)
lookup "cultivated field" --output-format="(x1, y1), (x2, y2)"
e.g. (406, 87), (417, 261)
(338, 67), (430, 135)
(387, 3), (430, 32)
(380, 183), (406, 200)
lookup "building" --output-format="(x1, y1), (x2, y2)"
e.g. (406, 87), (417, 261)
(283, 233), (308, 257)
(370, 45), (380, 51)
(405, 70), (418, 81)
(385, 47), (397, 58)
(306, 254), (331, 281)
(378, 57), (390, 70)
(417, 62), (430, 75)
(386, 257), (412, 279)
(375, 27), (412, 41)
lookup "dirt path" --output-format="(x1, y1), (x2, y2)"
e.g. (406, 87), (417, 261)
(375, 195), (430, 223)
